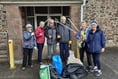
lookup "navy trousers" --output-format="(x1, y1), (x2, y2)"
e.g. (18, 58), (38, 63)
(60, 43), (69, 61)
(37, 43), (44, 63)
(92, 53), (101, 70)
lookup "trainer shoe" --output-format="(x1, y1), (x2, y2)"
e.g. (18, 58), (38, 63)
(22, 67), (26, 71)
(93, 66), (98, 71)
(87, 66), (94, 72)
(30, 65), (33, 68)
(95, 70), (102, 77)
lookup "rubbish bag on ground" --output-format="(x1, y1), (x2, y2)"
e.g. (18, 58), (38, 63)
(39, 64), (51, 79)
(67, 50), (83, 65)
(52, 55), (63, 75)
(50, 65), (70, 79)
(62, 63), (88, 79)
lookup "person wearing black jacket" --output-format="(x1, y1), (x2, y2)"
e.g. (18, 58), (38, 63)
(45, 19), (57, 59)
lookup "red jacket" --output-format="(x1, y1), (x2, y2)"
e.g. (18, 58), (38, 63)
(35, 26), (45, 44)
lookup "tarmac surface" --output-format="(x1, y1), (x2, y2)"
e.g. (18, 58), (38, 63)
(0, 47), (118, 79)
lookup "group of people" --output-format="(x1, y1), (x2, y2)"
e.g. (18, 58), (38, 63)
(75, 21), (106, 76)
(22, 16), (106, 77)
(22, 16), (72, 69)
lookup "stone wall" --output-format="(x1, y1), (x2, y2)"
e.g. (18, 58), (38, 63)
(0, 5), (8, 62)
(4, 5), (23, 62)
(0, 5), (7, 32)
(84, 0), (118, 47)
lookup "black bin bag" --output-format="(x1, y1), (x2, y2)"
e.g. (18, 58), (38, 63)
(50, 65), (70, 79)
(62, 63), (88, 79)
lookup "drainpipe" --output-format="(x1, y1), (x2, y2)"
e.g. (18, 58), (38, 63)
(80, 0), (86, 21)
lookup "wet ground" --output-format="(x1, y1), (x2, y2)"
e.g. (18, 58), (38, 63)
(0, 47), (118, 79)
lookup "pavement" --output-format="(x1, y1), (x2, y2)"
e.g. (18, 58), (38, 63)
(0, 47), (118, 79)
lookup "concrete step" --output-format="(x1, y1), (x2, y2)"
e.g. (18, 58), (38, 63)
(0, 53), (8, 62)
(0, 54), (8, 58)
(0, 55), (8, 62)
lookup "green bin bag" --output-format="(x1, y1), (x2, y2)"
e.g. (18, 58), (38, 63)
(40, 65), (50, 79)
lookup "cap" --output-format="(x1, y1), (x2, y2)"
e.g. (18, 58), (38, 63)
(26, 24), (32, 28)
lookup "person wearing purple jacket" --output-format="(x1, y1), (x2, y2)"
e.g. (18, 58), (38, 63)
(22, 24), (36, 70)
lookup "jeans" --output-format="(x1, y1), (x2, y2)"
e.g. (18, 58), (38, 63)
(22, 48), (33, 67)
(48, 44), (57, 59)
(37, 43), (44, 63)
(60, 43), (69, 61)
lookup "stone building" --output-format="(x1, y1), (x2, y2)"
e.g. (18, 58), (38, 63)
(0, 0), (82, 63)
(83, 0), (118, 46)
(0, 0), (118, 63)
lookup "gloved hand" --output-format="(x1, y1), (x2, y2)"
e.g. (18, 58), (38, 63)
(34, 46), (38, 50)
(57, 35), (61, 39)
(49, 35), (52, 39)
(31, 32), (34, 36)
(69, 40), (72, 44)
(101, 48), (105, 52)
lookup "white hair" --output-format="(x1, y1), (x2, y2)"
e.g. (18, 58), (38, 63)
(60, 16), (66, 20)
(40, 21), (45, 25)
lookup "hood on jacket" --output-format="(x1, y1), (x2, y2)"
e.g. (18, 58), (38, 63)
(90, 25), (101, 33)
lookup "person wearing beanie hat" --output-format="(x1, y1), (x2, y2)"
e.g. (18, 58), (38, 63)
(90, 21), (98, 32)
(86, 21), (106, 76)
(91, 22), (97, 27)
(22, 24), (37, 70)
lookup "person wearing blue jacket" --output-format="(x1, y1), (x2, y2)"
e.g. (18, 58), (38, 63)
(57, 16), (72, 65)
(75, 21), (92, 70)
(22, 24), (36, 70)
(87, 21), (106, 76)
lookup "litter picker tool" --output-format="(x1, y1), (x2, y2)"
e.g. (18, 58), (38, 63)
(55, 18), (75, 32)
(67, 18), (79, 32)
(44, 17), (51, 29)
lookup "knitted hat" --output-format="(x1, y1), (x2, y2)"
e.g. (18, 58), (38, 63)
(91, 21), (97, 26)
